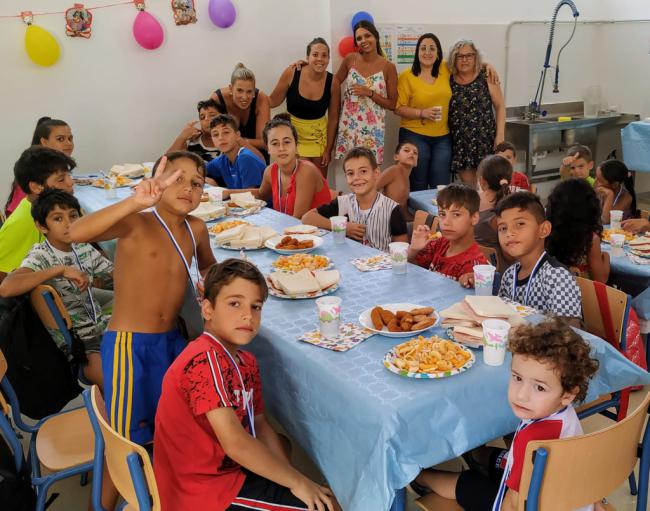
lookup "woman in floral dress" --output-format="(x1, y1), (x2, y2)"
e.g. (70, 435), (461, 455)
(448, 39), (505, 186)
(334, 20), (397, 165)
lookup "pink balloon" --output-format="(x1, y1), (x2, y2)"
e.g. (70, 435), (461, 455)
(208, 0), (236, 29)
(133, 10), (164, 50)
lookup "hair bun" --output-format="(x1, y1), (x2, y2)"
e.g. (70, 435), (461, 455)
(36, 116), (52, 126)
(234, 62), (245, 69)
(499, 179), (509, 186)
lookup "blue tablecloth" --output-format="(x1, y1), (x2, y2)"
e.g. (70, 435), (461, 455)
(622, 121), (650, 172)
(601, 242), (650, 297)
(408, 189), (438, 216)
(76, 185), (650, 511)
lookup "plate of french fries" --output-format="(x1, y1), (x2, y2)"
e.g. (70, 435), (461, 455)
(383, 335), (475, 378)
(602, 228), (636, 243)
(359, 303), (438, 338)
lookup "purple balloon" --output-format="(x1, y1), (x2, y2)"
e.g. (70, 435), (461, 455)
(208, 0), (237, 29)
(133, 10), (164, 50)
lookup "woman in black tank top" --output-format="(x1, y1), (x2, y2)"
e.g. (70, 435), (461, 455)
(210, 63), (271, 161)
(269, 38), (341, 177)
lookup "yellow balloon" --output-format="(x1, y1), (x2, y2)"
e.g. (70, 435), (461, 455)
(25, 24), (60, 67)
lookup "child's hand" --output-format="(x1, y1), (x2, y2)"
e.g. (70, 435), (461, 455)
(290, 477), (335, 511)
(131, 157), (183, 209)
(410, 225), (430, 252)
(180, 121), (201, 142)
(622, 218), (650, 234)
(595, 185), (614, 202)
(459, 272), (475, 288)
(561, 152), (579, 169)
(346, 222), (366, 241)
(62, 266), (90, 291)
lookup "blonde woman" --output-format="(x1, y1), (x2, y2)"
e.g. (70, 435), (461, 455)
(448, 39), (505, 186)
(210, 63), (271, 159)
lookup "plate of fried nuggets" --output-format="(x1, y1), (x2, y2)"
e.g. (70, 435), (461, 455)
(359, 303), (439, 338)
(383, 335), (475, 378)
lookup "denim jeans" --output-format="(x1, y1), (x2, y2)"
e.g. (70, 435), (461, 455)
(399, 128), (452, 191)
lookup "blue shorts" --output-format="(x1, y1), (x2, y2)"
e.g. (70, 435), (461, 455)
(101, 329), (186, 445)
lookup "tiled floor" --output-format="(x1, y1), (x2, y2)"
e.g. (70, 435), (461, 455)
(26, 387), (650, 510)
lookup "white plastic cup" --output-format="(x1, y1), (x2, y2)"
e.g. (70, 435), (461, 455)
(104, 176), (117, 199)
(610, 210), (623, 230)
(610, 233), (625, 257)
(331, 216), (347, 244)
(389, 242), (409, 275)
(482, 319), (511, 366)
(474, 264), (496, 296)
(316, 296), (342, 340)
(433, 105), (443, 122)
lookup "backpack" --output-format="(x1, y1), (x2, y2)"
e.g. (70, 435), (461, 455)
(0, 295), (82, 419)
(0, 432), (35, 511)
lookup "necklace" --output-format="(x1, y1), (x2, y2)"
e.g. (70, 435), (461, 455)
(277, 160), (299, 214)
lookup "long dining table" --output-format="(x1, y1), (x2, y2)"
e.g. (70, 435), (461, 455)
(77, 183), (650, 511)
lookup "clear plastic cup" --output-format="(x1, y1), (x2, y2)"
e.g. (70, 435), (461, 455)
(610, 233), (625, 257)
(316, 296), (342, 340)
(331, 216), (347, 244)
(389, 242), (409, 275)
(433, 106), (443, 122)
(473, 264), (496, 296)
(104, 176), (117, 199)
(610, 210), (623, 230)
(482, 319), (511, 366)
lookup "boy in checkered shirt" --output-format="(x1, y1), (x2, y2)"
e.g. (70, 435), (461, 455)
(495, 192), (582, 325)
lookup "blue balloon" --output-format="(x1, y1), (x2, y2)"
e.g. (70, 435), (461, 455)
(351, 11), (374, 31)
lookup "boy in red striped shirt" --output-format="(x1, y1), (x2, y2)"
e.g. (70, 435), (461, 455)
(154, 259), (337, 511)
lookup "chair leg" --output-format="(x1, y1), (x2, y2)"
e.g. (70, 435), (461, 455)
(391, 487), (406, 511)
(629, 471), (638, 496)
(80, 471), (89, 487)
(34, 481), (53, 511)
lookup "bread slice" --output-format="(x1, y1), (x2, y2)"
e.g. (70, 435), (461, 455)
(260, 226), (278, 242)
(276, 269), (321, 295)
(313, 269), (340, 290)
(268, 273), (283, 290)
(284, 224), (318, 235)
(212, 223), (247, 244)
(230, 192), (259, 208)
(464, 296), (516, 318)
(110, 163), (145, 178)
(229, 228), (262, 249)
(454, 325), (483, 339)
(192, 202), (227, 221)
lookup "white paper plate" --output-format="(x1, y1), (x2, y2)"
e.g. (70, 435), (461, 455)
(265, 234), (323, 254)
(383, 341), (475, 379)
(212, 240), (266, 250)
(358, 303), (439, 338)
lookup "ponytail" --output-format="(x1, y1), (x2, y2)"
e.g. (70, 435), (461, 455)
(31, 116), (69, 146)
(478, 155), (513, 205)
(600, 159), (637, 216)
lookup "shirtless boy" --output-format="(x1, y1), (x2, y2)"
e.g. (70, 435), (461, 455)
(70, 150), (216, 444)
(377, 141), (418, 221)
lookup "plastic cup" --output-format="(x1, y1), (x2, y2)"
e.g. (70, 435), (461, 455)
(610, 210), (623, 230)
(474, 264), (496, 296)
(482, 319), (511, 366)
(331, 216), (347, 244)
(610, 233), (625, 257)
(316, 296), (342, 340)
(389, 242), (409, 275)
(104, 176), (116, 199)
(432, 105), (443, 122)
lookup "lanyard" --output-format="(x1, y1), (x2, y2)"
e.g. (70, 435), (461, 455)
(492, 406), (567, 511)
(45, 240), (97, 323)
(352, 193), (380, 245)
(153, 208), (199, 300)
(511, 251), (546, 307)
(276, 161), (299, 215)
(203, 331), (256, 438)
(613, 186), (624, 208)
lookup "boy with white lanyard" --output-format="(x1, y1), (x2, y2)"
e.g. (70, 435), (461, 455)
(495, 192), (582, 327)
(0, 189), (113, 389)
(302, 146), (408, 252)
(70, 151), (216, 445)
(412, 319), (601, 511)
(154, 260), (338, 511)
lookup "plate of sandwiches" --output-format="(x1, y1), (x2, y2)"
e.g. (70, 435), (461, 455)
(439, 296), (527, 349)
(359, 303), (439, 338)
(91, 175), (134, 188)
(211, 223), (277, 250)
(283, 224), (329, 237)
(265, 234), (324, 254)
(602, 228), (637, 243)
(272, 254), (332, 273)
(110, 163), (146, 179)
(383, 335), (475, 379)
(628, 236), (650, 259)
(266, 269), (340, 299)
(226, 192), (266, 212)
(191, 202), (227, 222)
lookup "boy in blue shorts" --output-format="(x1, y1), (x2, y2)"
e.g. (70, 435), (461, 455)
(206, 114), (266, 191)
(70, 150), (216, 444)
(154, 259), (338, 511)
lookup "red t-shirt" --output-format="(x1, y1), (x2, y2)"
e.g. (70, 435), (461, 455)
(270, 161), (332, 216)
(154, 333), (264, 511)
(510, 171), (530, 192)
(414, 237), (488, 280)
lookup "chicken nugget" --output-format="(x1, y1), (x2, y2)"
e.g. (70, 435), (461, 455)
(400, 319), (412, 331)
(413, 314), (429, 323)
(396, 311), (409, 319)
(410, 307), (434, 316)
(380, 309), (395, 324)
(411, 317), (436, 330)
(387, 319), (402, 332)
(370, 307), (384, 330)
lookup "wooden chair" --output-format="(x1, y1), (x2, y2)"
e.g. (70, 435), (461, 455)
(84, 386), (160, 511)
(416, 390), (650, 511)
(413, 210), (438, 232)
(0, 349), (95, 511)
(641, 209), (649, 221)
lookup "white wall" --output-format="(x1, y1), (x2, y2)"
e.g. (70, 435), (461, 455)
(0, 0), (330, 197)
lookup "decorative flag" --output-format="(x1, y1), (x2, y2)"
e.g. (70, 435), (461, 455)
(171, 0), (197, 26)
(65, 4), (93, 38)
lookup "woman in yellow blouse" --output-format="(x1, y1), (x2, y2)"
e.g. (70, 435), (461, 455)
(395, 33), (452, 191)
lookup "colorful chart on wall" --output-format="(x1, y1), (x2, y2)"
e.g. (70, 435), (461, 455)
(377, 25), (427, 65)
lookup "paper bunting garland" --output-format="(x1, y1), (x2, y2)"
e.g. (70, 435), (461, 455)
(171, 0), (197, 26)
(65, 4), (93, 38)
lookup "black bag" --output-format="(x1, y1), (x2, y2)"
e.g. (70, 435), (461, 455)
(0, 295), (82, 419)
(0, 432), (35, 511)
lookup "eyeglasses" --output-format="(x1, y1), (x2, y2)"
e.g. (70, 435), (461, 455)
(456, 53), (476, 61)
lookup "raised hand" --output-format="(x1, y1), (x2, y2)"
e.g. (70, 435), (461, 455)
(62, 266), (90, 291)
(180, 121), (201, 142)
(131, 156), (183, 209)
(350, 84), (372, 97)
(410, 225), (430, 252)
(562, 152), (579, 169)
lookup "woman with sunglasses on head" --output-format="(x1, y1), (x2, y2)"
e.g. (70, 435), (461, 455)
(333, 20), (398, 166)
